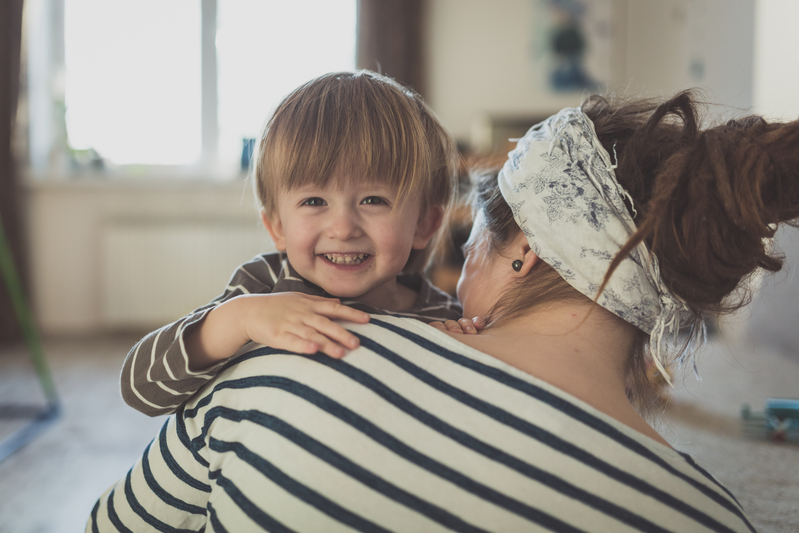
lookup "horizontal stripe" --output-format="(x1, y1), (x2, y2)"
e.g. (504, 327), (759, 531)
(174, 407), (209, 468)
(207, 503), (228, 533)
(90, 499), (101, 533)
(210, 437), (393, 533)
(141, 441), (206, 515)
(124, 467), (197, 533)
(158, 421), (210, 493)
(209, 470), (300, 533)
(190, 375), (655, 533)
(202, 406), (492, 533)
(371, 317), (754, 532)
(120, 317), (751, 533)
(307, 336), (727, 533)
(107, 487), (134, 533)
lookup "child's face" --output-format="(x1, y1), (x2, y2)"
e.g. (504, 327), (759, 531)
(262, 181), (442, 307)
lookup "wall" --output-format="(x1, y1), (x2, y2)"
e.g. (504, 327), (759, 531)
(24, 0), (771, 336)
(425, 0), (755, 146)
(623, 0), (754, 111)
(26, 179), (273, 334)
(742, 0), (799, 351)
(425, 0), (591, 145)
(752, 0), (799, 120)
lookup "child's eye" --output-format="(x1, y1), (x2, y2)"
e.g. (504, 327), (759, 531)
(301, 197), (326, 207)
(361, 196), (387, 205)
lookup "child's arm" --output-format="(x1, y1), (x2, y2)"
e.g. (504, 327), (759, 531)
(184, 292), (370, 369)
(120, 256), (275, 416)
(120, 254), (366, 417)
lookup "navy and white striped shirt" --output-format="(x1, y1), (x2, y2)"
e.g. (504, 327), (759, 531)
(89, 315), (755, 532)
(121, 253), (463, 417)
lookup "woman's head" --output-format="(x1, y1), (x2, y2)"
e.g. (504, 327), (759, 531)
(254, 70), (459, 273)
(583, 91), (799, 317)
(465, 90), (799, 404)
(461, 170), (593, 323)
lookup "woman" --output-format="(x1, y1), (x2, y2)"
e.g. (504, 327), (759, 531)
(87, 91), (793, 532)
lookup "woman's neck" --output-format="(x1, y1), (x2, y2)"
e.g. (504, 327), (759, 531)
(452, 303), (670, 447)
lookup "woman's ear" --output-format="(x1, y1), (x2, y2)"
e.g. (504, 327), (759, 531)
(261, 210), (287, 252)
(512, 231), (539, 276)
(412, 205), (444, 250)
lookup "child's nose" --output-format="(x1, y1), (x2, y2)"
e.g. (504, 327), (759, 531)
(326, 208), (363, 240)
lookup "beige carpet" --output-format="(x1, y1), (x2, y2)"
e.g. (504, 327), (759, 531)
(0, 336), (164, 533)
(0, 331), (797, 532)
(661, 330), (799, 532)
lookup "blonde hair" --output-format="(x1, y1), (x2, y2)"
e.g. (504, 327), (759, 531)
(254, 70), (459, 272)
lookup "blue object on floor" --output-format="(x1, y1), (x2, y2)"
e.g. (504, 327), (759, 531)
(0, 213), (61, 462)
(741, 398), (799, 442)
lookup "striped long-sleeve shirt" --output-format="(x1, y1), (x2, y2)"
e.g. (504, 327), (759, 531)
(120, 253), (463, 417)
(93, 315), (755, 532)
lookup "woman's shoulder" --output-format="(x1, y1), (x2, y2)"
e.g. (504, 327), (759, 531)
(187, 316), (753, 532)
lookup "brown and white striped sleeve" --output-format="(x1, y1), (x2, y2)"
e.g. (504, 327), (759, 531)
(120, 254), (287, 416)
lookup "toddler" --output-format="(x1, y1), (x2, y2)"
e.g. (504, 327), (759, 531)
(121, 70), (466, 416)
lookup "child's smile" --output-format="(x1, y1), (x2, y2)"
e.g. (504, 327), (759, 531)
(262, 181), (441, 311)
(322, 252), (370, 266)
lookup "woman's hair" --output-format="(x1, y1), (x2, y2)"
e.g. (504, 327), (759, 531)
(472, 90), (799, 408)
(254, 70), (459, 273)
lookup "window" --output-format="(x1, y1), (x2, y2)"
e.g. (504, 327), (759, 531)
(215, 0), (357, 173)
(28, 0), (357, 177)
(64, 1), (202, 166)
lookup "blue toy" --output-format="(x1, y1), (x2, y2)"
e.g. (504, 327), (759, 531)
(741, 398), (799, 442)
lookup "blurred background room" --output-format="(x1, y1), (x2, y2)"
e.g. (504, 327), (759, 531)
(1, 0), (798, 531)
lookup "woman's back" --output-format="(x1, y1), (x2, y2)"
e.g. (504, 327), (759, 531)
(89, 316), (754, 532)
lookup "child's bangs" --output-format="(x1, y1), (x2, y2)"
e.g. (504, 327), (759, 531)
(301, 135), (425, 202)
(279, 77), (431, 208)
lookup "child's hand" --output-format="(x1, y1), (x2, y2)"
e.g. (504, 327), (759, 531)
(429, 317), (485, 335)
(241, 293), (370, 358)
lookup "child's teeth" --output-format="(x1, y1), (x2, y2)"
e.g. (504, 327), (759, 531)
(325, 253), (368, 264)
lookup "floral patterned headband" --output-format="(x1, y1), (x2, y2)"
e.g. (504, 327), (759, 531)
(497, 107), (700, 383)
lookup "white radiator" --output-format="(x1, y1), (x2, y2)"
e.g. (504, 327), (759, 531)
(101, 220), (275, 329)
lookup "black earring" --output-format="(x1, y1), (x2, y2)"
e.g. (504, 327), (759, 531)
(511, 260), (523, 272)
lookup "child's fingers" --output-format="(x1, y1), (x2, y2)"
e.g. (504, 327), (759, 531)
(278, 333), (319, 355)
(472, 316), (487, 330)
(458, 318), (478, 334)
(289, 325), (348, 358)
(305, 332), (347, 359)
(305, 314), (361, 350)
(430, 319), (481, 335)
(314, 299), (370, 323)
(442, 320), (465, 333)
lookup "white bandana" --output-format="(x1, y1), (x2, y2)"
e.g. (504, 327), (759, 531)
(497, 107), (698, 383)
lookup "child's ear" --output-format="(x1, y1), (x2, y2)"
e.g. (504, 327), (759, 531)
(261, 210), (287, 252)
(412, 205), (444, 250)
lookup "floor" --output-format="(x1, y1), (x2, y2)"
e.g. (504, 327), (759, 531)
(0, 330), (797, 533)
(0, 335), (164, 533)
